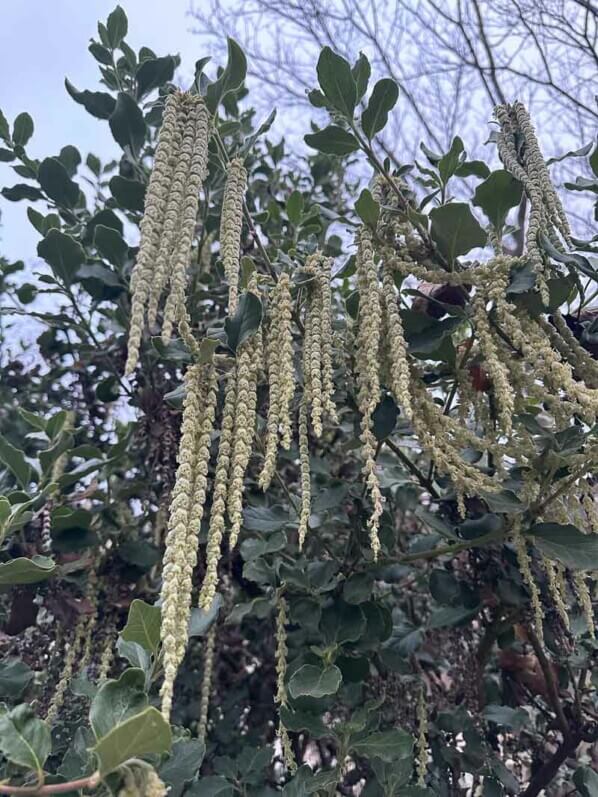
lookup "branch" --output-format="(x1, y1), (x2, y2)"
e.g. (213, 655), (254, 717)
(0, 773), (100, 796)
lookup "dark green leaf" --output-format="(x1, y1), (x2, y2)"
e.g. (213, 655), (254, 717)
(304, 126), (360, 156)
(320, 601), (366, 645)
(92, 706), (171, 776)
(38, 229), (86, 285)
(0, 148), (14, 162)
(65, 79), (116, 120)
(590, 143), (598, 179)
(109, 175), (146, 212)
(0, 659), (33, 700)
(482, 704), (529, 730)
(160, 739), (205, 797)
(94, 224), (128, 267)
(473, 170), (523, 229)
(12, 113), (34, 147)
(438, 136), (464, 184)
(316, 46), (357, 119)
(136, 56), (176, 99)
(37, 157), (79, 207)
(89, 42), (113, 65)
(355, 188), (380, 227)
(1, 184), (44, 202)
(573, 766), (598, 797)
(288, 664), (342, 699)
(430, 202), (487, 263)
(106, 5), (128, 48)
(286, 190), (304, 225)
(109, 92), (147, 153)
(455, 160), (490, 179)
(224, 291), (263, 352)
(362, 78), (399, 139)
(0, 109), (10, 143)
(189, 594), (222, 637)
(531, 523), (598, 570)
(186, 777), (232, 797)
(372, 395), (398, 440)
(0, 705), (50, 773)
(352, 52), (371, 101)
(205, 38), (247, 113)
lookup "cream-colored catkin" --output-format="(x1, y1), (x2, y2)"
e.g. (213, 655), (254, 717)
(45, 614), (87, 724)
(355, 226), (383, 558)
(274, 595), (297, 772)
(50, 410), (76, 483)
(97, 631), (115, 683)
(513, 520), (544, 647)
(381, 264), (412, 419)
(199, 369), (238, 611)
(573, 572), (596, 640)
(162, 97), (211, 345)
(126, 92), (182, 374)
(228, 310), (261, 548)
(260, 274), (295, 490)
(160, 364), (205, 720)
(303, 256), (324, 437)
(416, 684), (428, 787)
(317, 255), (337, 424)
(220, 158), (247, 315)
(298, 396), (311, 550)
(175, 362), (218, 664)
(198, 625), (216, 745)
(542, 556), (570, 630)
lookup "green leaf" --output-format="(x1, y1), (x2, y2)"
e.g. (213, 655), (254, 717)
(136, 56), (176, 99)
(429, 202), (487, 263)
(482, 704), (529, 730)
(316, 47), (357, 119)
(351, 728), (413, 763)
(438, 136), (464, 184)
(0, 435), (33, 488)
(224, 291), (263, 352)
(320, 601), (366, 645)
(94, 224), (128, 267)
(573, 766), (598, 797)
(1, 184), (44, 202)
(362, 78), (399, 139)
(106, 5), (128, 48)
(372, 395), (398, 440)
(12, 113), (34, 147)
(121, 600), (161, 653)
(186, 776), (233, 797)
(109, 92), (147, 154)
(0, 705), (51, 773)
(160, 739), (205, 797)
(89, 42), (113, 65)
(355, 188), (380, 227)
(455, 160), (490, 179)
(37, 157), (80, 208)
(109, 175), (146, 212)
(0, 659), (33, 700)
(531, 523), (598, 570)
(304, 126), (360, 156)
(92, 706), (171, 776)
(37, 228), (86, 285)
(590, 143), (598, 179)
(286, 190), (304, 225)
(0, 556), (56, 586)
(0, 148), (14, 162)
(90, 668), (148, 740)
(473, 170), (523, 229)
(205, 38), (247, 113)
(189, 594), (223, 637)
(0, 109), (10, 143)
(352, 52), (371, 102)
(288, 664), (342, 699)
(65, 79), (116, 120)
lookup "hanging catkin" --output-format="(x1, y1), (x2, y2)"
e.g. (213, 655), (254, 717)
(380, 263), (412, 419)
(355, 226), (383, 558)
(220, 157), (247, 314)
(160, 362), (216, 720)
(260, 273), (295, 491)
(274, 594), (296, 772)
(302, 252), (337, 436)
(125, 92), (211, 374)
(298, 396), (311, 549)
(198, 625), (216, 744)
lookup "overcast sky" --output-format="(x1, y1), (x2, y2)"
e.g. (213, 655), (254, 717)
(0, 0), (205, 262)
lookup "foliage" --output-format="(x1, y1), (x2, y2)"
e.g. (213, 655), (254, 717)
(1, 6), (598, 797)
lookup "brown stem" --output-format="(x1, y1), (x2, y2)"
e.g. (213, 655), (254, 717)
(0, 773), (100, 795)
(526, 625), (570, 737)
(521, 733), (581, 797)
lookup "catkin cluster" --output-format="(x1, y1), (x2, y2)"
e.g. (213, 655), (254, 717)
(160, 361), (217, 720)
(220, 158), (248, 314)
(125, 92), (211, 374)
(260, 273), (295, 491)
(198, 625), (216, 744)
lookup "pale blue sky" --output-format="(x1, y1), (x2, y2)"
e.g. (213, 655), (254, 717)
(0, 0), (207, 262)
